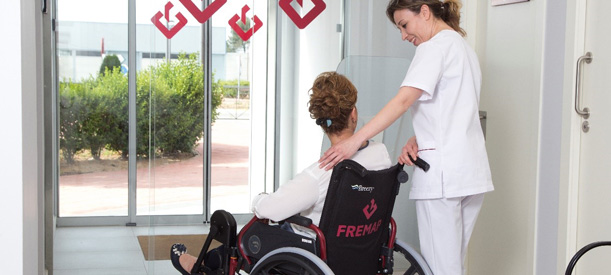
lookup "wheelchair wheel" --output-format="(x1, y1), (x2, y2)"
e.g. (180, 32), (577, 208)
(250, 247), (334, 275)
(394, 239), (433, 275)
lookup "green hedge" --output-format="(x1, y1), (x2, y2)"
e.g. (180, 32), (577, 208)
(59, 53), (222, 163)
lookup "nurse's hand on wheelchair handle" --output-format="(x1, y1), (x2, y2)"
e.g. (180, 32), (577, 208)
(399, 136), (419, 166)
(408, 155), (430, 172)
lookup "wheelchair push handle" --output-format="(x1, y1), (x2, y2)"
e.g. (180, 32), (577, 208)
(408, 155), (430, 172)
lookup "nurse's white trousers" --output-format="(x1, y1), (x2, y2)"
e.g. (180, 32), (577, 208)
(415, 194), (485, 275)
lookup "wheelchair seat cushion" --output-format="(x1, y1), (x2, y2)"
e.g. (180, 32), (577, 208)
(240, 221), (317, 265)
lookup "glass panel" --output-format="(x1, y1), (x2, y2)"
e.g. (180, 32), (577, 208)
(340, 0), (421, 252)
(136, 0), (205, 216)
(57, 0), (129, 217)
(333, 56), (414, 158)
(209, 0), (266, 214)
(136, 0), (268, 217)
(335, 56), (418, 250)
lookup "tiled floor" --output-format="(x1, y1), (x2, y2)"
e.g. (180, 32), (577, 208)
(53, 224), (211, 275)
(53, 224), (410, 274)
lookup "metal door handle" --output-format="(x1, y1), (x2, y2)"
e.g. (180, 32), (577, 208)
(575, 52), (592, 119)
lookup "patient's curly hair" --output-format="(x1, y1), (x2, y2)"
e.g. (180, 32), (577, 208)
(308, 72), (357, 134)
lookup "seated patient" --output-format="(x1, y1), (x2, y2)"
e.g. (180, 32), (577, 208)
(171, 71), (392, 274)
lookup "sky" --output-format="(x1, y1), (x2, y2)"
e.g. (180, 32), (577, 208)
(57, 0), (259, 27)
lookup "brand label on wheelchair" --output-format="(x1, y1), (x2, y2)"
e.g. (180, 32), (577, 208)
(336, 219), (383, 237)
(248, 235), (261, 254)
(301, 238), (313, 244)
(351, 185), (375, 193)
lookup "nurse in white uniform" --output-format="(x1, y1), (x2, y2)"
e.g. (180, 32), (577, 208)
(318, 1), (494, 274)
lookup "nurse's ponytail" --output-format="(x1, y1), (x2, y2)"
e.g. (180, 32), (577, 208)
(441, 0), (465, 37)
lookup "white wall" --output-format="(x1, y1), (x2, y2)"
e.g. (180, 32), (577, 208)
(0, 0), (44, 274)
(0, 1), (25, 273)
(468, 1), (546, 274)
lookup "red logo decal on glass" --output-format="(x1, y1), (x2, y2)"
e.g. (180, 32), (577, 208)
(363, 199), (378, 220)
(279, 0), (326, 29)
(180, 0), (226, 24)
(151, 2), (188, 39)
(228, 5), (263, 41)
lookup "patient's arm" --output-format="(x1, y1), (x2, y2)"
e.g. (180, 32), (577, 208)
(251, 170), (319, 222)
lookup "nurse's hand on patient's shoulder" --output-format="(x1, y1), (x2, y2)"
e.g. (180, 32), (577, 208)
(318, 136), (361, 171)
(398, 136), (418, 166)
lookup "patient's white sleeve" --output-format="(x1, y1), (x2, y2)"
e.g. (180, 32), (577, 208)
(251, 169), (319, 222)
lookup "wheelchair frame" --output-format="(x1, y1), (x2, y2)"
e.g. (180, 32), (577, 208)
(187, 160), (432, 275)
(565, 241), (611, 275)
(190, 210), (431, 275)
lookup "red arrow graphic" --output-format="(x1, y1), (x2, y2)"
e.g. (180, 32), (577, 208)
(180, 0), (226, 24)
(279, 0), (326, 29)
(228, 5), (263, 41)
(363, 199), (378, 220)
(151, 2), (188, 39)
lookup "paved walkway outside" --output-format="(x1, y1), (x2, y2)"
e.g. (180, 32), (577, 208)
(59, 118), (251, 217)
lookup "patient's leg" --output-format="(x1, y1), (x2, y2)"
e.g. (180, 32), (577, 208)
(179, 253), (198, 273)
(171, 243), (197, 275)
(171, 243), (224, 274)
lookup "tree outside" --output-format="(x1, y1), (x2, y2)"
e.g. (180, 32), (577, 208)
(226, 17), (251, 53)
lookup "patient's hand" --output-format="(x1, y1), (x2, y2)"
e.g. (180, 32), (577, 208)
(398, 136), (418, 166)
(318, 136), (362, 171)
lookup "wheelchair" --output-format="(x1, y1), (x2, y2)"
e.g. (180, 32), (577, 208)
(565, 241), (611, 275)
(188, 160), (432, 275)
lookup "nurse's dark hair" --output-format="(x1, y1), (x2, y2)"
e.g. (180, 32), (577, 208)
(386, 0), (466, 37)
(308, 72), (357, 135)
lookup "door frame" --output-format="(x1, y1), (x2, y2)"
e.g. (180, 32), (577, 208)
(563, 0), (587, 266)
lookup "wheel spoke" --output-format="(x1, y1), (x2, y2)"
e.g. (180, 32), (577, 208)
(393, 241), (431, 275)
(251, 253), (325, 275)
(405, 265), (416, 275)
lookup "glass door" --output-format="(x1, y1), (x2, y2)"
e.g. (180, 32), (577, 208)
(139, 0), (269, 221)
(208, 0), (267, 215)
(136, 0), (208, 219)
(55, 0), (269, 225)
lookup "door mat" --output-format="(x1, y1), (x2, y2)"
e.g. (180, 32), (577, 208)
(137, 234), (222, 261)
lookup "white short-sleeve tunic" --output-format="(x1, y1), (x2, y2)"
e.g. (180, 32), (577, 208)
(401, 30), (494, 199)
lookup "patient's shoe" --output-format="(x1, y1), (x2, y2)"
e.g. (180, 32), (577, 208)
(171, 243), (190, 275)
